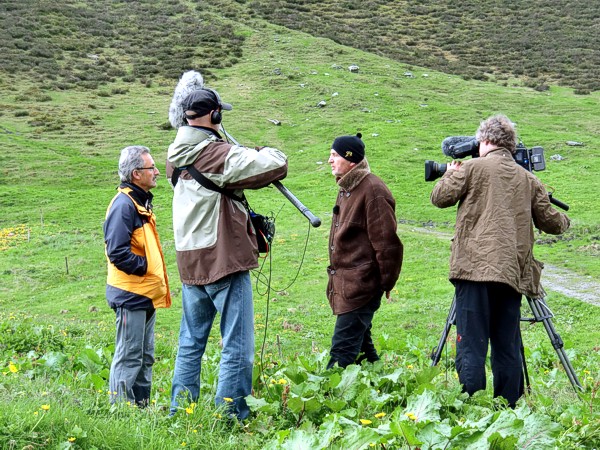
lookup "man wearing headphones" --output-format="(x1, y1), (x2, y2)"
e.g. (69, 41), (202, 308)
(166, 88), (288, 420)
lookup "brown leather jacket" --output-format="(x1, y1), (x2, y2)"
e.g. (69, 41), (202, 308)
(327, 159), (403, 315)
(431, 148), (570, 297)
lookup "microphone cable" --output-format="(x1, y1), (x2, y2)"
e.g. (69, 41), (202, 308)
(251, 208), (313, 399)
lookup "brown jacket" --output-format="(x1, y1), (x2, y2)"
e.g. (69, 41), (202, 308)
(166, 126), (288, 285)
(327, 159), (403, 315)
(431, 148), (570, 297)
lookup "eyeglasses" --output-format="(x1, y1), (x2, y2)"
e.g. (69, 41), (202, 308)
(136, 166), (157, 171)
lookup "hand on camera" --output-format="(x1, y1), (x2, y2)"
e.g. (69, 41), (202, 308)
(447, 160), (462, 172)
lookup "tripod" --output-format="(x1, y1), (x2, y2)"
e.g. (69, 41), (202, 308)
(430, 294), (583, 394)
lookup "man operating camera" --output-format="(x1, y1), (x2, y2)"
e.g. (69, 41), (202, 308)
(430, 114), (570, 407)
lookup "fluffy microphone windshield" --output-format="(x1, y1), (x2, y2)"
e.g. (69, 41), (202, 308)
(441, 136), (476, 156)
(168, 70), (205, 129)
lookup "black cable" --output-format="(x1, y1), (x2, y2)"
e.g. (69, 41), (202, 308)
(256, 238), (273, 398)
(252, 217), (312, 398)
(253, 219), (312, 295)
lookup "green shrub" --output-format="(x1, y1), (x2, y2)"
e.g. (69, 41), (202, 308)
(0, 317), (66, 354)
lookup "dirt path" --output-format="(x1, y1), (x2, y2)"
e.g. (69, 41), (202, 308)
(404, 224), (600, 306)
(542, 265), (600, 306)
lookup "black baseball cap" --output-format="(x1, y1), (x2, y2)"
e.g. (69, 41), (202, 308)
(181, 88), (233, 117)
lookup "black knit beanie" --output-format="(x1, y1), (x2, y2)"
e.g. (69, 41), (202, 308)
(331, 133), (365, 163)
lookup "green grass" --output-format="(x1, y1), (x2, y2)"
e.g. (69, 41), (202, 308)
(1, 16), (600, 450)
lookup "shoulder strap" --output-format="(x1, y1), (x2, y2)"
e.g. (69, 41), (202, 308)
(171, 167), (182, 187)
(186, 165), (246, 204)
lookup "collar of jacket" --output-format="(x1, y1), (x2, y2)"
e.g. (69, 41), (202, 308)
(119, 182), (153, 210)
(484, 146), (514, 159)
(189, 125), (223, 140)
(336, 158), (371, 191)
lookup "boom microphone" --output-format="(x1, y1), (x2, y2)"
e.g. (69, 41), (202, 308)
(441, 136), (479, 159)
(169, 70), (205, 129)
(168, 69), (321, 227)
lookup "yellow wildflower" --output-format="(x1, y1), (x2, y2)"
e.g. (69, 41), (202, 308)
(278, 379), (287, 385)
(68, 437), (76, 442)
(374, 412), (386, 419)
(407, 364), (414, 369)
(405, 412), (417, 421)
(185, 406), (194, 415)
(41, 404), (50, 411)
(223, 397), (233, 403)
(359, 419), (372, 425)
(8, 362), (18, 373)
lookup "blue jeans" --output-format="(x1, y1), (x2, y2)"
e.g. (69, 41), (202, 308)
(109, 308), (156, 405)
(170, 271), (255, 420)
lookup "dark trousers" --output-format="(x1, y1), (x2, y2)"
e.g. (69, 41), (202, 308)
(327, 294), (382, 369)
(454, 280), (524, 407)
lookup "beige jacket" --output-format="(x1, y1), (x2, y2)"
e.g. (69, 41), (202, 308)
(166, 126), (287, 285)
(431, 148), (570, 298)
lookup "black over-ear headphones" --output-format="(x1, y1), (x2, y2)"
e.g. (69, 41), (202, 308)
(206, 88), (223, 125)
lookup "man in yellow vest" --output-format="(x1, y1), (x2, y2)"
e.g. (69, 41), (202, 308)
(103, 145), (171, 406)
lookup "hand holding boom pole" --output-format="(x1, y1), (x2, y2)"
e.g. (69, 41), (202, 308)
(221, 128), (321, 227)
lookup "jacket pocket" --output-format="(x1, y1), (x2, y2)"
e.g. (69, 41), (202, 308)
(341, 262), (376, 302)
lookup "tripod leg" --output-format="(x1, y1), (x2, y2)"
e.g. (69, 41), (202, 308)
(431, 297), (456, 367)
(519, 328), (531, 394)
(526, 297), (583, 393)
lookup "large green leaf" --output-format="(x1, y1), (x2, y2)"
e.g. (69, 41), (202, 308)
(337, 426), (382, 450)
(41, 351), (68, 370)
(333, 365), (366, 401)
(404, 389), (442, 424)
(390, 420), (422, 446)
(246, 395), (280, 414)
(281, 429), (319, 450)
(417, 421), (453, 450)
(516, 412), (562, 449)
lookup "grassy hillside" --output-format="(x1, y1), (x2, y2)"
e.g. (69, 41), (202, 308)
(0, 0), (244, 90)
(1, 2), (600, 449)
(234, 0), (600, 94)
(1, 0), (599, 94)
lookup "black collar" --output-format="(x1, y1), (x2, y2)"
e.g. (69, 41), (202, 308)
(120, 182), (153, 210)
(190, 125), (223, 140)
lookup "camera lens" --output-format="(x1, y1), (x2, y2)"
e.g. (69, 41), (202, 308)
(425, 160), (447, 182)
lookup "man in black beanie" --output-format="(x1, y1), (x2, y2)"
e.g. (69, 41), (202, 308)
(326, 133), (403, 369)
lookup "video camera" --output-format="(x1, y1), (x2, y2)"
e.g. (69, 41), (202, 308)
(424, 135), (546, 182)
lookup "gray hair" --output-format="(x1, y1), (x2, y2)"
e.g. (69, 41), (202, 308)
(118, 145), (150, 183)
(476, 114), (517, 153)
